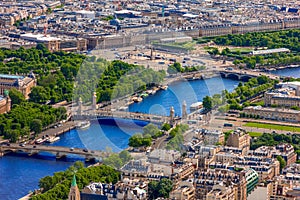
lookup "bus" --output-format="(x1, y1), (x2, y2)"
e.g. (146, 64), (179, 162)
(223, 123), (233, 127)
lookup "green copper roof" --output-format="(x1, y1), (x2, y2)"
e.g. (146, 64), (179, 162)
(3, 90), (9, 97)
(71, 174), (77, 187)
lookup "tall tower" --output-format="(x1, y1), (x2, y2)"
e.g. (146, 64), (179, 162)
(92, 92), (97, 110)
(68, 175), (80, 200)
(170, 106), (175, 125)
(182, 100), (187, 119)
(77, 97), (83, 116)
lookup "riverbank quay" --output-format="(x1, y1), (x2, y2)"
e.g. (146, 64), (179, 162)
(26, 121), (76, 145)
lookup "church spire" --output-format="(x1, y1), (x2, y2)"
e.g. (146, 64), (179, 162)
(71, 174), (77, 187)
(68, 174), (80, 200)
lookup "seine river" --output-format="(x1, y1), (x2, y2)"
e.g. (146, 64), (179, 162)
(1, 68), (299, 200)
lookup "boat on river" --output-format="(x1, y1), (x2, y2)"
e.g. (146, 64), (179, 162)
(160, 85), (168, 90)
(35, 138), (47, 144)
(140, 93), (149, 98)
(132, 96), (143, 102)
(45, 136), (60, 143)
(76, 121), (91, 130)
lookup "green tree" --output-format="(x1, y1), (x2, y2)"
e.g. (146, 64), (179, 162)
(277, 155), (286, 171)
(167, 62), (183, 74)
(148, 178), (173, 199)
(29, 86), (50, 103)
(257, 76), (269, 85)
(119, 150), (132, 163)
(31, 119), (42, 135)
(203, 96), (212, 110)
(161, 123), (171, 131)
(143, 123), (160, 137)
(9, 88), (25, 105)
(103, 154), (123, 169)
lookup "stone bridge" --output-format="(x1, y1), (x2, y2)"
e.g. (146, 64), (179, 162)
(218, 69), (280, 81)
(0, 144), (110, 162)
(74, 110), (172, 124)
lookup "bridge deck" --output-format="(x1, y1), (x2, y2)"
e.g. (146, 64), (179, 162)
(74, 110), (171, 123)
(0, 144), (108, 158)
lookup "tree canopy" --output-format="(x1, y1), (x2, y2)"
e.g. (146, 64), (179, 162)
(148, 178), (173, 199)
(31, 162), (120, 200)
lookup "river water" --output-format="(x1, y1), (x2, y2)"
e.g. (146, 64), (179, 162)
(129, 76), (239, 116)
(1, 69), (298, 200)
(271, 67), (300, 78)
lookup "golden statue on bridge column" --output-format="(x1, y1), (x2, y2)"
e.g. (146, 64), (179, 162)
(182, 100), (187, 119)
(77, 97), (83, 116)
(92, 92), (97, 111)
(170, 106), (175, 125)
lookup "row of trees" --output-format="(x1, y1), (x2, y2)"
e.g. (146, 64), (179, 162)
(167, 62), (205, 74)
(203, 29), (300, 68)
(202, 76), (275, 112)
(31, 162), (120, 200)
(233, 52), (300, 69)
(211, 29), (300, 52)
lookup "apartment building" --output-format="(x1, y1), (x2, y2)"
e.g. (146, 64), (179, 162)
(226, 129), (251, 151)
(243, 106), (300, 123)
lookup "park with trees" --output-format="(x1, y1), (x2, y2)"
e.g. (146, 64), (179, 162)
(202, 75), (276, 112)
(200, 29), (300, 68)
(30, 162), (120, 200)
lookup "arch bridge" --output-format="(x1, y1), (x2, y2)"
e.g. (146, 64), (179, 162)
(218, 69), (280, 81)
(0, 144), (110, 162)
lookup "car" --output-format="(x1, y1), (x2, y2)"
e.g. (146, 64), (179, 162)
(33, 145), (36, 148)
(70, 147), (74, 151)
(83, 149), (88, 152)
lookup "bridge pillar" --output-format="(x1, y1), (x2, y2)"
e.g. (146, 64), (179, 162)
(182, 101), (187, 120)
(28, 150), (38, 156)
(56, 153), (67, 160)
(92, 92), (97, 111)
(77, 97), (83, 116)
(85, 156), (96, 163)
(170, 106), (175, 125)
